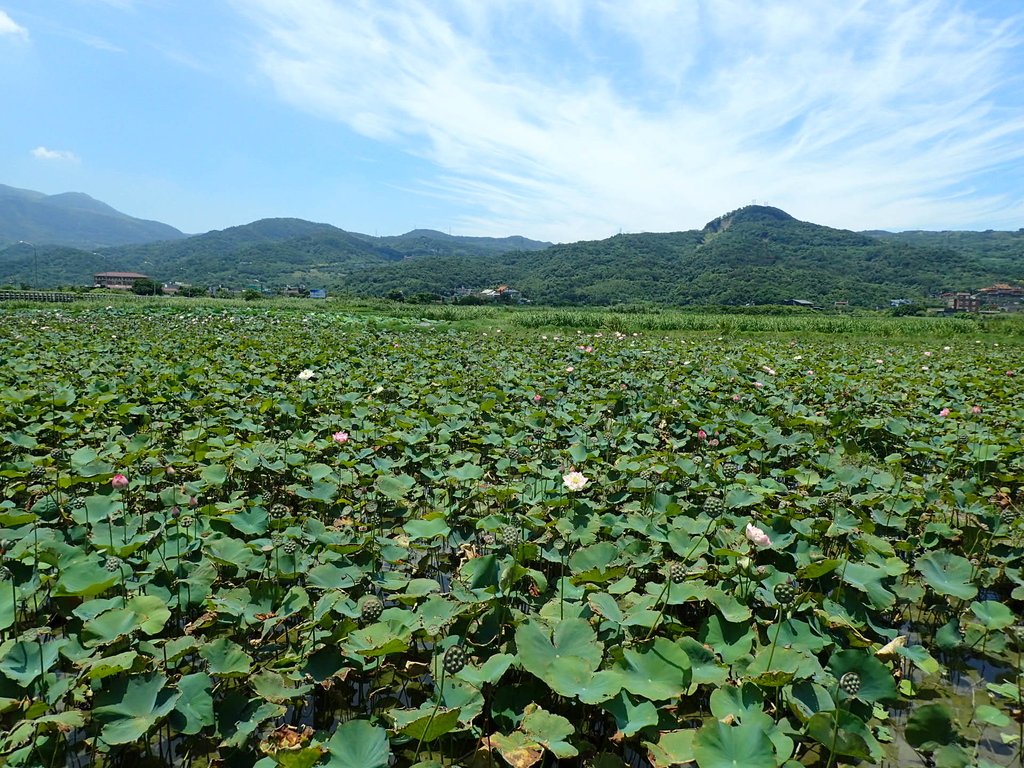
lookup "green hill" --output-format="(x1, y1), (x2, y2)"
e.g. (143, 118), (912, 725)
(341, 206), (1020, 306)
(0, 183), (185, 248)
(2, 202), (1021, 306)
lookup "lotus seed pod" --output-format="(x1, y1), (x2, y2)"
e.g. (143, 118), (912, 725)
(773, 581), (799, 606)
(270, 503), (290, 519)
(443, 645), (467, 675)
(105, 557), (121, 573)
(702, 496), (725, 517)
(179, 516), (194, 528)
(69, 497), (85, 511)
(29, 466), (45, 480)
(1001, 508), (1016, 525)
(49, 448), (66, 461)
(640, 468), (654, 482)
(508, 447), (522, 461)
(722, 462), (740, 480)
(677, 476), (692, 491)
(139, 460), (155, 475)
(668, 562), (686, 584)
(360, 596), (383, 623)
(500, 524), (521, 548)
(282, 539), (299, 555)
(839, 671), (861, 696)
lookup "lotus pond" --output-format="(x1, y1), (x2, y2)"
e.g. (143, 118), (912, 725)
(1, 304), (1023, 768)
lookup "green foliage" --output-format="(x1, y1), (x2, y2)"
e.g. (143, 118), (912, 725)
(0, 301), (1022, 766)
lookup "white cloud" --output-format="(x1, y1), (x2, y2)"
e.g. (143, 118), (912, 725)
(232, 0), (1024, 239)
(0, 9), (28, 39)
(31, 146), (80, 163)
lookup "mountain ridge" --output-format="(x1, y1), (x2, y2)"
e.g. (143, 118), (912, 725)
(0, 183), (187, 247)
(1, 186), (1022, 307)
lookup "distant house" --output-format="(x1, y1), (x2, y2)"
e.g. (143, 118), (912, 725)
(940, 292), (981, 313)
(94, 271), (150, 290)
(282, 285), (302, 297)
(309, 288), (327, 299)
(976, 283), (1024, 312)
(788, 299), (818, 309)
(941, 284), (1023, 313)
(889, 299), (913, 308)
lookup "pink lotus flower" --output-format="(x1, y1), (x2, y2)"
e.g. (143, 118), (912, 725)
(971, 405), (982, 414)
(939, 408), (950, 417)
(533, 394), (542, 402)
(566, 366), (575, 373)
(698, 429), (708, 440)
(332, 431), (350, 444)
(111, 474), (129, 490)
(745, 523), (771, 548)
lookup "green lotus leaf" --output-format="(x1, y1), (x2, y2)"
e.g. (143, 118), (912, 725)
(0, 638), (65, 686)
(376, 473), (416, 500)
(324, 719), (390, 768)
(404, 517), (450, 540)
(602, 691), (659, 737)
(644, 730), (695, 768)
(588, 592), (623, 624)
(345, 621), (412, 658)
(915, 551), (978, 600)
(514, 618), (619, 704)
(905, 703), (956, 750)
(53, 556), (119, 597)
(390, 705), (462, 742)
(569, 542), (619, 574)
(251, 669), (312, 704)
(82, 608), (138, 647)
(827, 650), (897, 703)
(806, 710), (881, 760)
(969, 600), (1014, 630)
(200, 637), (253, 677)
(841, 561), (895, 609)
(170, 672), (214, 735)
(698, 613), (754, 664)
(92, 673), (180, 746)
(78, 649), (138, 680)
(521, 703), (578, 758)
(307, 563), (360, 589)
(709, 682), (764, 723)
(440, 679), (484, 723)
(692, 720), (776, 768)
(605, 637), (692, 701)
(787, 681), (835, 722)
(128, 594), (172, 634)
(457, 653), (514, 687)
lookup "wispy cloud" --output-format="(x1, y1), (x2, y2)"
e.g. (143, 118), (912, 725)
(232, 0), (1024, 238)
(0, 9), (28, 39)
(31, 146), (80, 163)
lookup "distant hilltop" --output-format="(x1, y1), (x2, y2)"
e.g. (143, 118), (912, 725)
(1, 187), (1022, 308)
(0, 183), (186, 248)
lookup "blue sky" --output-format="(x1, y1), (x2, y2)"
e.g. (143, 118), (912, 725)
(2, 1), (1023, 241)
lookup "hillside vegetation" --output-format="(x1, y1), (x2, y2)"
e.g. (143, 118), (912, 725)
(1, 204), (1021, 307)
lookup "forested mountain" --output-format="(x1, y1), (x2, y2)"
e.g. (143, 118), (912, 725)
(1, 201), (1021, 307)
(341, 206), (1021, 306)
(0, 184), (185, 247)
